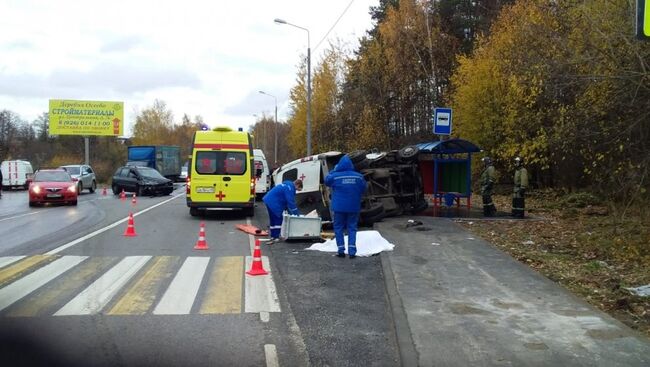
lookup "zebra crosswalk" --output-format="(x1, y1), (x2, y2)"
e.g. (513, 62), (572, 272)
(0, 255), (280, 317)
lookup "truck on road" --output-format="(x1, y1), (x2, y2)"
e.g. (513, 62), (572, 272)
(127, 145), (182, 181)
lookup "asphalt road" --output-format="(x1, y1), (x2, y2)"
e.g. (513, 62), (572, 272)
(0, 187), (400, 367)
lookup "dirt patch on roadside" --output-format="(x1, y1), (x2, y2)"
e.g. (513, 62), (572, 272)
(457, 190), (650, 338)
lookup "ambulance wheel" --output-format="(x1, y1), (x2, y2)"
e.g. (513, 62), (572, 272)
(190, 207), (201, 217)
(244, 207), (255, 217)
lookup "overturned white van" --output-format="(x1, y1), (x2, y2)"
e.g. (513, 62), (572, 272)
(271, 147), (427, 225)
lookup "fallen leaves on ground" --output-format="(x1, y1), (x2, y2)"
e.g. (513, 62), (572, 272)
(458, 191), (650, 337)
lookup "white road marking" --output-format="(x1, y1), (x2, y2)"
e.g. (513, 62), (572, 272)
(153, 257), (210, 315)
(0, 256), (26, 269)
(46, 193), (184, 255)
(244, 256), (281, 313)
(0, 211), (42, 222)
(260, 311), (270, 322)
(264, 344), (280, 367)
(246, 217), (255, 254)
(0, 256), (88, 312)
(54, 256), (151, 315)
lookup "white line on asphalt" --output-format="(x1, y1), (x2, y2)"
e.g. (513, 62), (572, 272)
(244, 256), (281, 313)
(264, 344), (280, 367)
(260, 311), (270, 322)
(246, 217), (254, 254)
(0, 211), (42, 223)
(54, 256), (151, 316)
(0, 256), (88, 312)
(46, 193), (184, 255)
(0, 256), (26, 269)
(153, 257), (210, 315)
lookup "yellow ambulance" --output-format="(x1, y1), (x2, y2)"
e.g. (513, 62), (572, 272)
(186, 127), (255, 217)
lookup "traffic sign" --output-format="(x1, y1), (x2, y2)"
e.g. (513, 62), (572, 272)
(638, 0), (650, 39)
(433, 107), (452, 135)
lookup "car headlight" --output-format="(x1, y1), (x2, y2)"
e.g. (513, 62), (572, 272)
(32, 185), (41, 194)
(68, 185), (77, 193)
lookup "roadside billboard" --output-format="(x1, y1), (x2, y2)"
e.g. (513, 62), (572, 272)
(49, 99), (124, 136)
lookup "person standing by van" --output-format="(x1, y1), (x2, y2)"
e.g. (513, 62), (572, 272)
(325, 155), (367, 258)
(262, 179), (303, 243)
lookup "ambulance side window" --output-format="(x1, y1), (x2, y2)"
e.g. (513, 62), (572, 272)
(282, 168), (297, 182)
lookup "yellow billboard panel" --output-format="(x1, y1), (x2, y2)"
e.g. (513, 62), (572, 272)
(49, 99), (124, 136)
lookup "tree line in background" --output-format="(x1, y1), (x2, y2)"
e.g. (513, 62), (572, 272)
(286, 0), (649, 202)
(0, 100), (211, 182)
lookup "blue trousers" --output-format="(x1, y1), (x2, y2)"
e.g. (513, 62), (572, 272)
(333, 212), (359, 256)
(267, 207), (283, 239)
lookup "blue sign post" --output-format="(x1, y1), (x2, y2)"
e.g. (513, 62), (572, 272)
(434, 107), (452, 135)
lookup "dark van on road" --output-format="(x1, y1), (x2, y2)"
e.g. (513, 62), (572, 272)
(111, 165), (174, 197)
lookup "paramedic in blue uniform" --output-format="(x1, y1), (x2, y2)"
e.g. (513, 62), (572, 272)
(325, 155), (367, 258)
(262, 179), (302, 243)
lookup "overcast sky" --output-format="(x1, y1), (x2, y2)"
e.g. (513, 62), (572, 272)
(0, 0), (378, 135)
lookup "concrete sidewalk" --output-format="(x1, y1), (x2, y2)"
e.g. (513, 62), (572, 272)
(377, 216), (650, 367)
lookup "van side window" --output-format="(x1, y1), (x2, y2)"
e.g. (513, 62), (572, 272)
(282, 168), (298, 182)
(196, 151), (246, 175)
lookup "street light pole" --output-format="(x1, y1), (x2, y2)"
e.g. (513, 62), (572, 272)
(274, 18), (311, 156)
(259, 91), (278, 165)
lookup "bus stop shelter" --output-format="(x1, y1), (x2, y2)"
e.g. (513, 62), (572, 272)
(416, 139), (481, 214)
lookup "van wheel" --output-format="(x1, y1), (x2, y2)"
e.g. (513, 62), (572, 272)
(89, 181), (96, 193)
(347, 150), (367, 163)
(398, 145), (419, 162)
(77, 182), (83, 194)
(244, 207), (255, 217)
(190, 207), (201, 217)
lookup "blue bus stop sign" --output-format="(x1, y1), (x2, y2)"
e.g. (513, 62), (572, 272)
(434, 107), (452, 135)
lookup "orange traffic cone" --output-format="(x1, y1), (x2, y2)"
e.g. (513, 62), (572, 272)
(123, 212), (137, 237)
(131, 193), (137, 206)
(120, 189), (126, 201)
(246, 239), (268, 276)
(102, 186), (107, 196)
(194, 222), (209, 250)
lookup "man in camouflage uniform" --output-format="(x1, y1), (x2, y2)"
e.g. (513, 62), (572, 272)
(480, 157), (496, 217)
(512, 157), (528, 218)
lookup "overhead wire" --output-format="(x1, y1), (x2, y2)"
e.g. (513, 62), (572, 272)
(313, 0), (356, 52)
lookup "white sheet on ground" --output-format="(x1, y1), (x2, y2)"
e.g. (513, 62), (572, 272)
(306, 230), (394, 257)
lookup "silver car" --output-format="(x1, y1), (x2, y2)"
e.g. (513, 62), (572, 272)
(59, 164), (97, 194)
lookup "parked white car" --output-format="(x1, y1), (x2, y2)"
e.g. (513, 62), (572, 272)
(253, 149), (270, 199)
(1, 160), (34, 190)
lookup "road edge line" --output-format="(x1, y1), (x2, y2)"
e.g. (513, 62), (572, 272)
(46, 193), (184, 255)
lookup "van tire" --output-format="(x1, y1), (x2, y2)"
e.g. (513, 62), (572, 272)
(360, 203), (386, 225)
(347, 150), (367, 163)
(360, 202), (384, 219)
(398, 146), (419, 162)
(89, 181), (96, 193)
(190, 207), (201, 217)
(244, 207), (255, 217)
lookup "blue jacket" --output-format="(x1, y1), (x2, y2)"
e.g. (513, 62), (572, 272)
(263, 180), (299, 215)
(325, 155), (367, 213)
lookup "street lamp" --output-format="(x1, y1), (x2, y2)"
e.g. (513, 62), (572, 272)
(274, 17), (311, 156)
(259, 91), (278, 165)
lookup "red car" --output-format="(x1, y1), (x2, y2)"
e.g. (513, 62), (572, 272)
(28, 169), (78, 206)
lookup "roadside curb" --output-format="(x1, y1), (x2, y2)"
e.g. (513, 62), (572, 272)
(379, 250), (418, 367)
